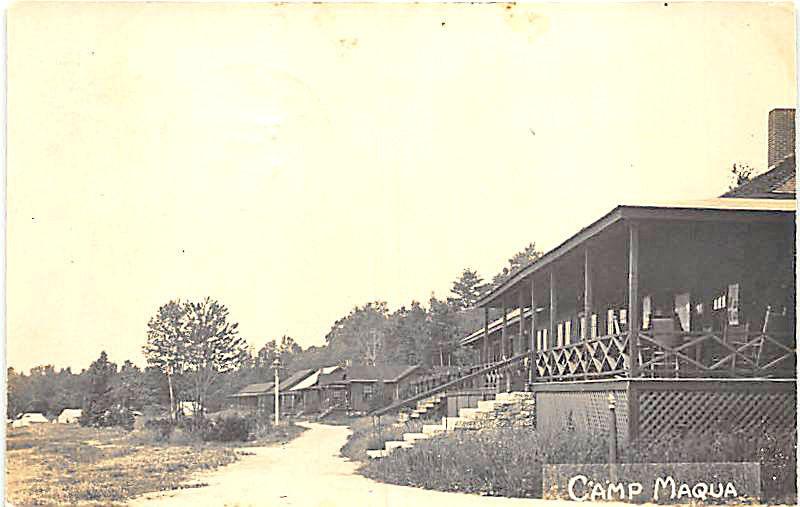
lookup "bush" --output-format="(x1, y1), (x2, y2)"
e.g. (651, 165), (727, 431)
(361, 427), (607, 498)
(144, 418), (176, 442)
(198, 415), (254, 442)
(625, 428), (797, 502)
(80, 404), (135, 431)
(358, 426), (797, 502)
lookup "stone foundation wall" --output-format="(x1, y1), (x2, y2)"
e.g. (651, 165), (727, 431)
(455, 392), (535, 430)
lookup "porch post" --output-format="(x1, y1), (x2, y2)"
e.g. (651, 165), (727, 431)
(628, 222), (640, 377)
(530, 277), (538, 383)
(549, 270), (557, 348)
(483, 306), (490, 365)
(518, 287), (526, 354)
(501, 301), (508, 359)
(584, 245), (593, 340)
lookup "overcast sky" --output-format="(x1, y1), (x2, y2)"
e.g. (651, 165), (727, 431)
(7, 2), (796, 372)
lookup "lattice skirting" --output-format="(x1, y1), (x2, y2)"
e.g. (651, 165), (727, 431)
(636, 388), (797, 441)
(535, 390), (628, 443)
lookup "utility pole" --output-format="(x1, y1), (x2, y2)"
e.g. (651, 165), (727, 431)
(273, 358), (281, 426)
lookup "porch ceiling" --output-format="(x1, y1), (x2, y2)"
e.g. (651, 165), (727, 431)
(476, 198), (796, 309)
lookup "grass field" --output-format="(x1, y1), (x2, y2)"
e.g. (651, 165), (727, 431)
(6, 421), (305, 506)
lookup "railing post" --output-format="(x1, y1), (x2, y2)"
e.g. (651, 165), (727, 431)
(483, 306), (490, 365)
(530, 276), (537, 385)
(502, 301), (508, 359)
(628, 222), (640, 377)
(518, 287), (526, 356)
(549, 270), (557, 349)
(584, 245), (593, 340)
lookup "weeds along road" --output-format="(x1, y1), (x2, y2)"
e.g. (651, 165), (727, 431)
(130, 422), (625, 507)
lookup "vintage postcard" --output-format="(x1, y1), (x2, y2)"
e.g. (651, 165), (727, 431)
(5, 2), (797, 505)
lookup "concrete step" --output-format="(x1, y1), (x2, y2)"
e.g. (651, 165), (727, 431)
(458, 407), (480, 418)
(385, 440), (413, 451)
(422, 424), (445, 435)
(403, 432), (430, 443)
(409, 412), (421, 419)
(477, 400), (497, 411)
(367, 449), (388, 459)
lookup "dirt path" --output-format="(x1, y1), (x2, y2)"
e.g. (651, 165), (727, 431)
(129, 421), (606, 507)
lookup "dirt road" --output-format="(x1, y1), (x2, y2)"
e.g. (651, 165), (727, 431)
(129, 422), (589, 507)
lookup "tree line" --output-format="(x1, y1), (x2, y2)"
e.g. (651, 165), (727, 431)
(7, 244), (541, 422)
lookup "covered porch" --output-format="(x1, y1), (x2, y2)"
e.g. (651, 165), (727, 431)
(471, 198), (795, 383)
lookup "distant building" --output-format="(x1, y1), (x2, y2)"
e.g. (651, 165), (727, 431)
(12, 413), (49, 428)
(57, 408), (82, 424)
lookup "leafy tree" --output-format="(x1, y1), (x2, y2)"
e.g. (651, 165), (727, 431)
(429, 295), (461, 367)
(182, 298), (249, 418)
(80, 351), (118, 426)
(387, 302), (431, 365)
(111, 360), (145, 410)
(143, 300), (187, 418)
(144, 298), (248, 418)
(7, 368), (28, 418)
(325, 302), (390, 366)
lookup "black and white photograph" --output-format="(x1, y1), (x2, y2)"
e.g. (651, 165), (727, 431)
(4, 2), (797, 505)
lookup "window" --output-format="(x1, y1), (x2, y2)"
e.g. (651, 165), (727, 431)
(591, 314), (598, 338)
(557, 323), (564, 347)
(363, 384), (374, 401)
(564, 320), (572, 345)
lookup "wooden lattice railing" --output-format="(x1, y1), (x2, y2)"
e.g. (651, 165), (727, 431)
(634, 331), (796, 378)
(530, 330), (796, 382)
(534, 333), (630, 381)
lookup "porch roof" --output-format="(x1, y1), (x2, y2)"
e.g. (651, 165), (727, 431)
(475, 198), (796, 309)
(460, 307), (532, 346)
(289, 365), (340, 391)
(231, 382), (274, 398)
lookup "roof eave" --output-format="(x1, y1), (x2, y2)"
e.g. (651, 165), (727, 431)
(475, 206), (625, 308)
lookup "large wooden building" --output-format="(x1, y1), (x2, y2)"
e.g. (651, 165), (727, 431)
(377, 116), (796, 443)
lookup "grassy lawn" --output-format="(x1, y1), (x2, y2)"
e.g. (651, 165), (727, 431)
(6, 421), (305, 506)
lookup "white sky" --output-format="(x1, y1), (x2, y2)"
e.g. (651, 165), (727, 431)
(7, 2), (796, 372)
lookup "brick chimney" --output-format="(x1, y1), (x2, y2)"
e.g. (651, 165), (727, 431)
(767, 108), (795, 168)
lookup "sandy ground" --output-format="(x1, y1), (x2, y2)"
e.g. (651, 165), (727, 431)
(129, 421), (628, 507)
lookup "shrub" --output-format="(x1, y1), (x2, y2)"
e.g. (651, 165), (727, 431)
(625, 428), (797, 502)
(198, 414), (254, 442)
(144, 418), (176, 442)
(361, 427), (607, 498)
(358, 426), (797, 502)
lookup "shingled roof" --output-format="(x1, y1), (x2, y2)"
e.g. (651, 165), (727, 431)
(721, 154), (796, 199)
(231, 382), (274, 398)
